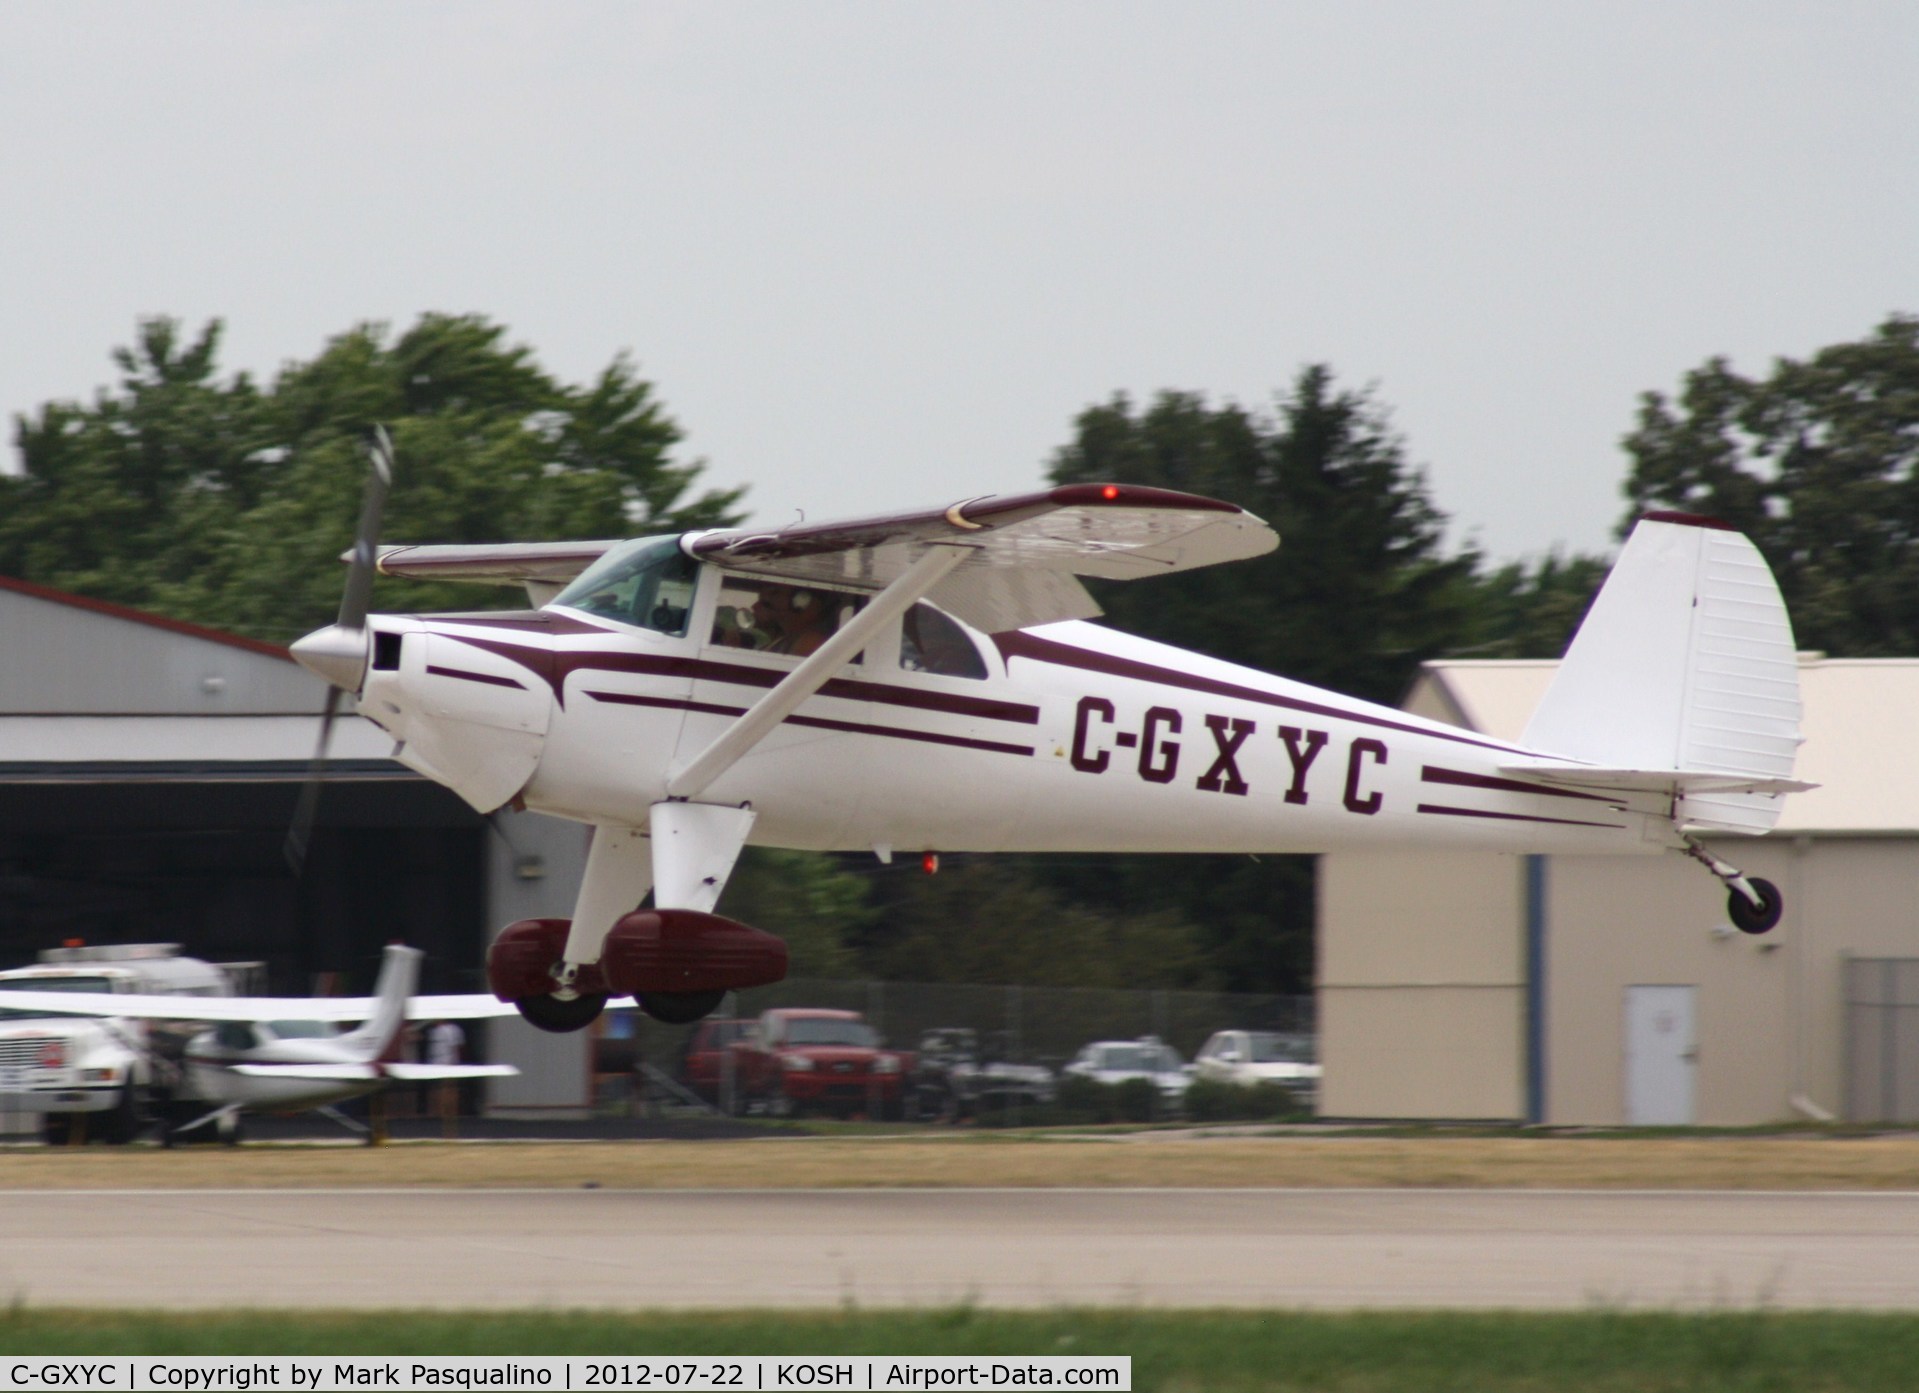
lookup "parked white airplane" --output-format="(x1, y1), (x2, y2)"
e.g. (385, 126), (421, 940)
(289, 434), (1810, 1034)
(0, 944), (518, 1141)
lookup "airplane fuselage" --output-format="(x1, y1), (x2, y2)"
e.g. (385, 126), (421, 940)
(355, 572), (1676, 862)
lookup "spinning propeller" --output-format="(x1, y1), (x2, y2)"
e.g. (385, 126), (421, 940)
(284, 427), (395, 874)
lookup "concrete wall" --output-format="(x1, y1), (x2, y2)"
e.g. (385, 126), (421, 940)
(1324, 835), (1919, 1127)
(1543, 838), (1919, 1126)
(482, 807), (595, 1113)
(1542, 844), (1795, 1126)
(1318, 848), (1527, 1120)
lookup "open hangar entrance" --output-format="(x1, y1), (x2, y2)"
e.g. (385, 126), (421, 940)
(0, 574), (575, 1002)
(0, 773), (487, 998)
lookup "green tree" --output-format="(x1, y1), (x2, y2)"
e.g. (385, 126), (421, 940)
(1622, 313), (1919, 655)
(861, 858), (1216, 990)
(1017, 368), (1486, 993)
(717, 849), (870, 980)
(1457, 551), (1609, 659)
(1050, 366), (1481, 705)
(1, 314), (745, 642)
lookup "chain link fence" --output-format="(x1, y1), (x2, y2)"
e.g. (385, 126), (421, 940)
(618, 976), (1313, 1080)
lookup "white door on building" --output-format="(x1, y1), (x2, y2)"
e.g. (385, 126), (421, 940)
(1624, 985), (1697, 1126)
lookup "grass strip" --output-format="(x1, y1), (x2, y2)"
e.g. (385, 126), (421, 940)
(2, 1309), (1919, 1391)
(7, 1134), (1919, 1191)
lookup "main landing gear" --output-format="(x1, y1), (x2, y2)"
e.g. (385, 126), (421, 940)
(487, 912), (788, 1032)
(1683, 839), (1784, 935)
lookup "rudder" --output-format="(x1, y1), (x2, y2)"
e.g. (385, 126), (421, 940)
(1520, 512), (1803, 834)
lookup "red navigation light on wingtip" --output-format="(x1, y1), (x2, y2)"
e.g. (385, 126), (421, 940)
(922, 852), (940, 874)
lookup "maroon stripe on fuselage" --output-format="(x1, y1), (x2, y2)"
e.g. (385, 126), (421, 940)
(585, 689), (1035, 758)
(437, 628), (1040, 725)
(993, 631), (1536, 757)
(1421, 764), (1622, 805)
(1415, 802), (1627, 831)
(425, 664), (527, 690)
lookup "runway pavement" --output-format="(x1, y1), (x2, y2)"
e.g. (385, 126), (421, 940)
(8, 1187), (1919, 1310)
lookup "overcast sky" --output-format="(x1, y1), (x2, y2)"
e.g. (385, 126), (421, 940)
(3, 2), (1913, 563)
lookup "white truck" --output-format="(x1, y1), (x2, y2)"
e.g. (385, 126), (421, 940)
(0, 944), (242, 1143)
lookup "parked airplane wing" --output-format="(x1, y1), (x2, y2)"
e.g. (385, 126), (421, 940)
(227, 1062), (518, 1080)
(0, 989), (633, 1023)
(689, 483), (1278, 631)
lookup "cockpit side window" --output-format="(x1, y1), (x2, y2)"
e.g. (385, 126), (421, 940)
(551, 537), (698, 636)
(900, 603), (986, 680)
(709, 576), (863, 663)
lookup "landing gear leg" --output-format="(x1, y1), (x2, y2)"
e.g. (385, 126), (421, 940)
(1683, 839), (1784, 935)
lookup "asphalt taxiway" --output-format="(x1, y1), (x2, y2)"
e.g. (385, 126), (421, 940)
(7, 1187), (1919, 1310)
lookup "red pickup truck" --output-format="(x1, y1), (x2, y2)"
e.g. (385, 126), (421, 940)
(728, 1008), (912, 1119)
(676, 1017), (756, 1109)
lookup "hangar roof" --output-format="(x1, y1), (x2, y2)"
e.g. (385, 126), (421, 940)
(1406, 656), (1919, 835)
(0, 577), (395, 775)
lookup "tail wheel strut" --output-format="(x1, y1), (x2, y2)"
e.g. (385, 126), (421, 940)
(1683, 840), (1784, 935)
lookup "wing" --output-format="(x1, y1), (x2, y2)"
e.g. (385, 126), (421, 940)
(365, 485), (1275, 634)
(369, 540), (623, 608)
(0, 990), (630, 1023)
(688, 483), (1277, 632)
(228, 1063), (519, 1081)
(371, 540), (622, 585)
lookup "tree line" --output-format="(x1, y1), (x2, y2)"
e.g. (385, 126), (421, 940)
(6, 312), (1913, 993)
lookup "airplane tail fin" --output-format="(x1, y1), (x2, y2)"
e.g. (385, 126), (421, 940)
(1513, 512), (1808, 835)
(338, 944), (421, 1063)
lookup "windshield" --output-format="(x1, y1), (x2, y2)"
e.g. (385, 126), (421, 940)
(552, 536), (698, 635)
(0, 975), (116, 1020)
(265, 1019), (339, 1040)
(784, 1018), (879, 1048)
(1099, 1044), (1181, 1072)
(1248, 1033), (1316, 1064)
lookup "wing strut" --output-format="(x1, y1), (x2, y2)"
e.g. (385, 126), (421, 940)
(665, 544), (971, 801)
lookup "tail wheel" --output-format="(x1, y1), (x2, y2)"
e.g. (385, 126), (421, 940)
(515, 992), (608, 1033)
(1728, 877), (1784, 935)
(638, 990), (725, 1025)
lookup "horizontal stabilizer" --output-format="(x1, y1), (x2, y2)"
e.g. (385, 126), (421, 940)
(380, 1063), (519, 1081)
(1498, 761), (1817, 797)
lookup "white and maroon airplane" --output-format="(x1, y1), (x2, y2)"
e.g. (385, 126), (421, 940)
(290, 434), (1810, 1033)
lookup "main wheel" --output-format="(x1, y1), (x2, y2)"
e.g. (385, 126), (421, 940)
(1728, 877), (1784, 935)
(638, 990), (725, 1025)
(514, 992), (608, 1033)
(95, 1087), (143, 1145)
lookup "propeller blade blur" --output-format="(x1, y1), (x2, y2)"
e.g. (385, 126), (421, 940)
(336, 425), (394, 632)
(283, 687), (341, 876)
